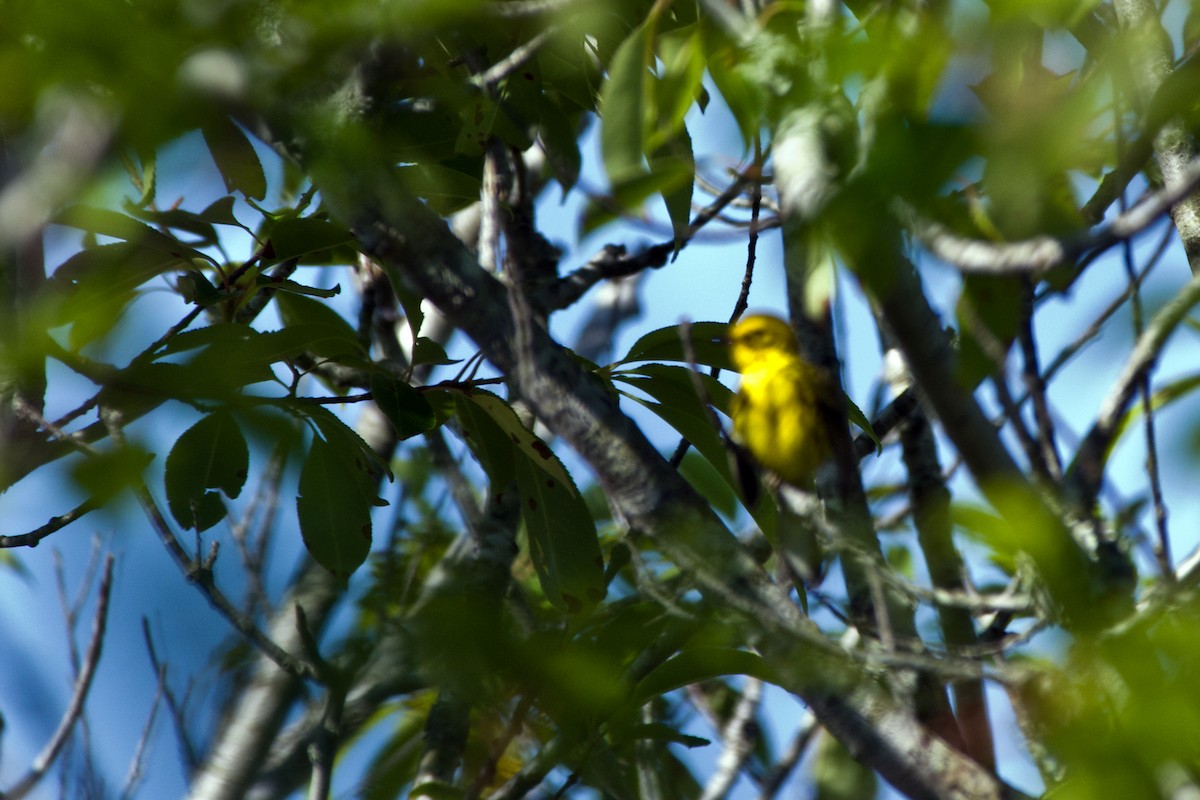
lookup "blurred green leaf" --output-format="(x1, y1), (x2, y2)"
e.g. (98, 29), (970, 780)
(72, 444), (154, 505)
(266, 217), (355, 263)
(632, 647), (778, 705)
(813, 731), (878, 800)
(599, 22), (649, 183)
(650, 126), (695, 243)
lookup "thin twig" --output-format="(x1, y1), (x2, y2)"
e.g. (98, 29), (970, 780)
(470, 28), (556, 88)
(1017, 276), (1063, 480)
(94, 408), (314, 680)
(1122, 221), (1174, 581)
(1069, 263), (1200, 503)
(904, 153), (1200, 273)
(3, 555), (114, 800)
(544, 170), (755, 311)
(119, 661), (164, 800)
(141, 618), (199, 774)
(0, 497), (99, 548)
(756, 713), (818, 800)
(699, 678), (762, 800)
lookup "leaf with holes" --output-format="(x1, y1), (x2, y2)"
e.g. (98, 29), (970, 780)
(164, 411), (249, 531)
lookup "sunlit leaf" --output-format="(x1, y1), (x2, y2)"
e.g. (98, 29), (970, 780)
(599, 22), (650, 183)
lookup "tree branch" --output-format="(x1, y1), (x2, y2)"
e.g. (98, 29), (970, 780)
(902, 153), (1200, 274)
(2, 555), (114, 800)
(305, 146), (1016, 800)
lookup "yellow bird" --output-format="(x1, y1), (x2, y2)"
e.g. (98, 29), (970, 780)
(728, 313), (833, 487)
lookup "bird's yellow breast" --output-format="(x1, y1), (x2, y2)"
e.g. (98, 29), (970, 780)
(729, 315), (831, 485)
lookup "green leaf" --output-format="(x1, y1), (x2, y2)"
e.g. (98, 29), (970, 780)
(158, 322), (255, 357)
(296, 435), (374, 579)
(615, 321), (732, 370)
(677, 449), (737, 518)
(252, 323), (365, 361)
(370, 373), (437, 439)
(56, 206), (209, 262)
(599, 23), (649, 183)
(177, 271), (226, 309)
(628, 723), (710, 749)
(197, 196), (245, 229)
(164, 411), (249, 532)
(275, 291), (358, 340)
(813, 731), (878, 800)
(453, 390), (520, 488)
(538, 96), (582, 191)
(202, 116), (267, 200)
(650, 26), (706, 148)
(50, 243), (191, 348)
(397, 164), (484, 215)
(299, 405), (393, 485)
(452, 388), (604, 612)
(615, 364), (733, 459)
(651, 126), (695, 243)
(580, 164), (693, 236)
(702, 25), (762, 149)
(267, 217), (355, 263)
(412, 337), (459, 368)
(515, 446), (605, 613)
(256, 277), (340, 299)
(456, 390), (575, 489)
(844, 395), (881, 455)
(632, 647), (778, 704)
(124, 203), (219, 247)
(72, 444), (154, 505)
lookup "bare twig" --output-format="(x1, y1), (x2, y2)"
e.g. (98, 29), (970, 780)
(1068, 265), (1200, 503)
(119, 661), (165, 800)
(470, 28), (555, 88)
(142, 618), (200, 775)
(88, 408), (314, 680)
(544, 170), (755, 311)
(3, 555), (114, 800)
(1017, 277), (1063, 480)
(1121, 219), (1175, 581)
(699, 678), (763, 800)
(0, 498), (99, 548)
(903, 153), (1200, 274)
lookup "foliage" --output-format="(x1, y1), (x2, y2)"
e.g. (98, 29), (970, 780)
(4, 1), (1200, 799)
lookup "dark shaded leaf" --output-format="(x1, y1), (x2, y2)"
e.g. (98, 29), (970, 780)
(370, 373), (437, 439)
(164, 411), (249, 532)
(297, 435), (373, 578)
(202, 116), (267, 200)
(632, 647), (778, 704)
